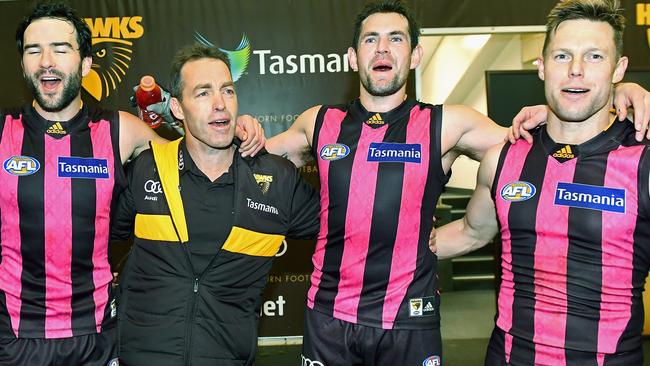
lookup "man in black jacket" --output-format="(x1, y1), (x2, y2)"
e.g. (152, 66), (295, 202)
(111, 45), (320, 366)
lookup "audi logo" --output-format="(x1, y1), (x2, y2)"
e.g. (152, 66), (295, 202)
(301, 355), (325, 366)
(144, 180), (163, 194)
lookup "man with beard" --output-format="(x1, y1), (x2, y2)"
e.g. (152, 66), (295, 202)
(0, 2), (262, 365)
(264, 0), (650, 365)
(435, 0), (650, 364)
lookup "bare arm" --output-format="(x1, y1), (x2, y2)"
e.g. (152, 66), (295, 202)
(118, 111), (168, 164)
(266, 105), (320, 167)
(436, 144), (501, 259)
(440, 104), (507, 171)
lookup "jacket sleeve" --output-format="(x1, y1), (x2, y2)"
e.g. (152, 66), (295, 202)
(110, 160), (137, 242)
(286, 167), (320, 240)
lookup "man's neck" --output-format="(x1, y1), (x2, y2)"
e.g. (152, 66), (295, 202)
(358, 85), (407, 113)
(185, 139), (235, 182)
(33, 95), (83, 121)
(546, 107), (615, 145)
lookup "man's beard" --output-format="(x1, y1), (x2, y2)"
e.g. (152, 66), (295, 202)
(360, 71), (407, 97)
(25, 66), (82, 112)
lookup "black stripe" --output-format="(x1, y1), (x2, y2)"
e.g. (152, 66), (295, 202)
(564, 153), (606, 365)
(313, 108), (361, 312)
(356, 108), (407, 322)
(507, 141), (548, 365)
(70, 124), (99, 334)
(18, 122), (46, 337)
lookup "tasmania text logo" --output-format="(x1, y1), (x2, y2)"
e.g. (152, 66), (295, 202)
(500, 181), (536, 202)
(367, 142), (421, 163)
(82, 16), (145, 101)
(637, 3), (650, 48)
(3, 156), (40, 176)
(194, 32), (350, 76)
(58, 157), (110, 179)
(554, 182), (625, 213)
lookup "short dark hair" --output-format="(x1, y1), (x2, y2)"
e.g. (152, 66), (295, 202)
(16, 1), (92, 59)
(352, 0), (420, 51)
(169, 45), (231, 100)
(543, 0), (625, 58)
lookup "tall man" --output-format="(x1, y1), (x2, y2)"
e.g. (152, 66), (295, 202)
(264, 0), (650, 365)
(0, 2), (261, 365)
(111, 45), (320, 366)
(436, 0), (650, 364)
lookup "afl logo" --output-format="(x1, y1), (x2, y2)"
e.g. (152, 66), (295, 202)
(3, 156), (40, 176)
(319, 143), (350, 161)
(500, 181), (536, 202)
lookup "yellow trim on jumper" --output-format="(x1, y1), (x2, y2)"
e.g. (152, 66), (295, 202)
(135, 214), (180, 242)
(151, 138), (189, 243)
(222, 227), (285, 257)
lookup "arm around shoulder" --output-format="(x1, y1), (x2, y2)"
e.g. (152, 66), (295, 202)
(118, 111), (168, 164)
(436, 144), (502, 259)
(266, 105), (320, 167)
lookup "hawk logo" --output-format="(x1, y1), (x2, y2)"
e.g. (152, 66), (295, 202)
(253, 173), (273, 194)
(82, 16), (145, 101)
(194, 32), (251, 82)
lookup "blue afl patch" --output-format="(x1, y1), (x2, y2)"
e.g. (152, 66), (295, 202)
(319, 143), (350, 161)
(3, 155), (40, 176)
(367, 142), (421, 163)
(500, 181), (536, 202)
(555, 182), (625, 213)
(422, 355), (441, 366)
(58, 157), (109, 179)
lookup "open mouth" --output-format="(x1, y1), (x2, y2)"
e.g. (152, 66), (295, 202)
(39, 75), (62, 91)
(209, 118), (230, 127)
(562, 88), (589, 94)
(372, 61), (393, 72)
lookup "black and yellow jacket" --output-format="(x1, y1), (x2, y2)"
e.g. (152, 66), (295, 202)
(111, 139), (319, 366)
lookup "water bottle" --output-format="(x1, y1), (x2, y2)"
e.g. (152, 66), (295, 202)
(135, 75), (163, 129)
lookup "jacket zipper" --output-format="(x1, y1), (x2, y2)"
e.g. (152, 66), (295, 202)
(168, 149), (241, 366)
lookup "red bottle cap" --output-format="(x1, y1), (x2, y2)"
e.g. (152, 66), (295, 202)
(140, 75), (156, 91)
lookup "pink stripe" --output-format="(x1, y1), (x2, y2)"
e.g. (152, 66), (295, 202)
(381, 107), (430, 329)
(307, 109), (347, 309)
(597, 145), (643, 353)
(0, 115), (25, 336)
(333, 123), (387, 323)
(495, 141), (533, 355)
(44, 135), (73, 338)
(532, 158), (574, 361)
(597, 353), (605, 366)
(505, 333), (513, 363)
(535, 343), (567, 366)
(90, 120), (116, 332)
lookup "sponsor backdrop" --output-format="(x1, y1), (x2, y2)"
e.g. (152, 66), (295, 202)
(0, 0), (649, 337)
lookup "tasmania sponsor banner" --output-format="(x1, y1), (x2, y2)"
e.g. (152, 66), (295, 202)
(1, 0), (649, 337)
